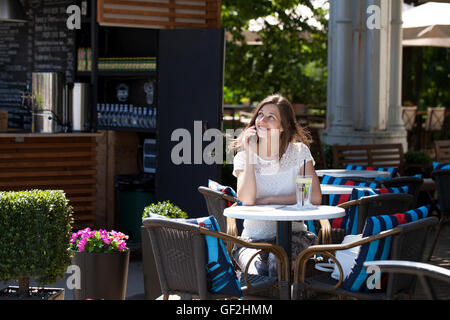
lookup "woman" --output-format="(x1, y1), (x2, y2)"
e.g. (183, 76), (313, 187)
(229, 94), (321, 276)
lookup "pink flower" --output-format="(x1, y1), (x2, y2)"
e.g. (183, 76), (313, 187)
(71, 228), (128, 253)
(117, 240), (126, 251)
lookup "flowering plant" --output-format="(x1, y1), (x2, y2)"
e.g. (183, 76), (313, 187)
(70, 228), (129, 253)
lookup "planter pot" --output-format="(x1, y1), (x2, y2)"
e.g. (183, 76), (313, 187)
(141, 226), (161, 299)
(71, 249), (130, 300)
(0, 286), (64, 300)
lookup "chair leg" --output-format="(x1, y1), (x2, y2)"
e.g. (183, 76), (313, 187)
(427, 221), (442, 261)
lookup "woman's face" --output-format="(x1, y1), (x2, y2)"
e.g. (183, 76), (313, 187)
(255, 103), (284, 138)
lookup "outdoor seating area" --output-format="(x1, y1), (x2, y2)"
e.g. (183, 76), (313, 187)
(126, 151), (450, 301)
(0, 0), (449, 306)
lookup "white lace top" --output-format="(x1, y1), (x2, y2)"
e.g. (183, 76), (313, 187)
(232, 142), (315, 240)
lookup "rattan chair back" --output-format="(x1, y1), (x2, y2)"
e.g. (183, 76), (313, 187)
(380, 176), (424, 207)
(356, 193), (415, 234)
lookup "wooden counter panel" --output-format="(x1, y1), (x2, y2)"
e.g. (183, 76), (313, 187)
(0, 136), (98, 229)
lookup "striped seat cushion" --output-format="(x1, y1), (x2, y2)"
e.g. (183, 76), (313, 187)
(346, 186), (409, 235)
(208, 179), (242, 206)
(186, 216), (243, 297)
(320, 175), (381, 231)
(433, 161), (450, 170)
(342, 206), (430, 292)
(345, 165), (399, 178)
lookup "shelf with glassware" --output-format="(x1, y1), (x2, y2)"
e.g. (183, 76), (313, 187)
(96, 103), (157, 133)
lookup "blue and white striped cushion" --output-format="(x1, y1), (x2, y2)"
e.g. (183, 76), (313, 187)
(433, 162), (450, 170)
(318, 175), (381, 232)
(345, 165), (399, 178)
(342, 206), (430, 292)
(345, 186), (409, 235)
(185, 216), (243, 297)
(321, 175), (381, 189)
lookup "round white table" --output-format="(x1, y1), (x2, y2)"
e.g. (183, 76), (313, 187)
(316, 169), (391, 179)
(224, 204), (345, 221)
(223, 205), (345, 263)
(320, 184), (373, 195)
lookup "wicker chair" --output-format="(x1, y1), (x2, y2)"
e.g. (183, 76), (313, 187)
(323, 193), (414, 244)
(292, 216), (439, 300)
(363, 260), (450, 300)
(427, 169), (450, 261)
(380, 176), (424, 208)
(198, 186), (240, 237)
(143, 217), (290, 300)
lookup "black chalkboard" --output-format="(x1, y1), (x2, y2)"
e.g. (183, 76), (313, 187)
(0, 0), (76, 129)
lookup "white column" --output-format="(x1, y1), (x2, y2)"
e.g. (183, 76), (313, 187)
(326, 0), (353, 132)
(323, 0), (407, 151)
(387, 0), (406, 132)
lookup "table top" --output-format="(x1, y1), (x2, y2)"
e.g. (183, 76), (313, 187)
(223, 204), (345, 221)
(316, 169), (391, 178)
(320, 184), (373, 195)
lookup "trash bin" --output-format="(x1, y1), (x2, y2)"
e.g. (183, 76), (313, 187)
(115, 174), (155, 243)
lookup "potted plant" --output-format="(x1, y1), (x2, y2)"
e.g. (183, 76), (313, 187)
(0, 190), (73, 300)
(140, 201), (188, 299)
(142, 200), (189, 220)
(70, 228), (130, 300)
(404, 150), (433, 177)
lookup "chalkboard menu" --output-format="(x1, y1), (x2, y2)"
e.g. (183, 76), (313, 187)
(0, 0), (76, 129)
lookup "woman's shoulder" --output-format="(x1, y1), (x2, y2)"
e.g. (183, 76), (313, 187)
(288, 142), (314, 162)
(291, 141), (311, 153)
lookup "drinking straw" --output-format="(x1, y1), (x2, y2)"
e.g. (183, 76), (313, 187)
(302, 159), (306, 206)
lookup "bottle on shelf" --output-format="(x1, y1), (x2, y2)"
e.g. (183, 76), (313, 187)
(103, 103), (111, 127)
(147, 107), (153, 129)
(122, 104), (129, 127)
(130, 104), (138, 128)
(142, 107), (149, 129)
(118, 104), (124, 127)
(137, 107), (143, 128)
(151, 107), (157, 128)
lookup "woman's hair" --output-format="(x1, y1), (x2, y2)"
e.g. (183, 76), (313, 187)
(228, 94), (312, 158)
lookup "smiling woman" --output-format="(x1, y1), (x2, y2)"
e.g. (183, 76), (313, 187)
(227, 94), (321, 280)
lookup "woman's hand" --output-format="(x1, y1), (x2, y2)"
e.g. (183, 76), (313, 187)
(242, 125), (258, 153)
(256, 194), (297, 205)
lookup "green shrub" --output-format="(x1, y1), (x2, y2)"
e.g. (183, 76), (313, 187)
(0, 190), (74, 295)
(142, 201), (188, 219)
(405, 151), (432, 165)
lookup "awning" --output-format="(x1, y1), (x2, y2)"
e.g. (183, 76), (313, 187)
(402, 2), (450, 47)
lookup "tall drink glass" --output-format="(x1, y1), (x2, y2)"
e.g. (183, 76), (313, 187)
(296, 175), (313, 209)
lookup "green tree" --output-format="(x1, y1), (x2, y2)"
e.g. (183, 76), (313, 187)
(222, 0), (329, 105)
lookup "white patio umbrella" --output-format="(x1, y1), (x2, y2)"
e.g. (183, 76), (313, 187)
(402, 2), (450, 47)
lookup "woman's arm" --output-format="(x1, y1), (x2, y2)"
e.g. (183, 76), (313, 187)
(256, 194), (296, 205)
(235, 126), (259, 205)
(304, 160), (322, 205)
(256, 160), (322, 205)
(235, 156), (257, 205)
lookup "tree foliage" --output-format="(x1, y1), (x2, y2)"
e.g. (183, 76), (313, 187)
(222, 0), (329, 105)
(403, 46), (450, 109)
